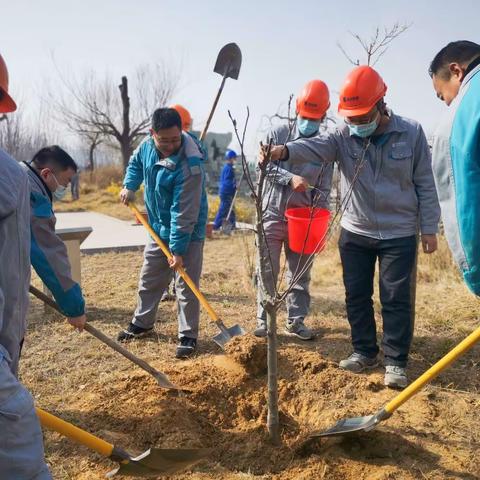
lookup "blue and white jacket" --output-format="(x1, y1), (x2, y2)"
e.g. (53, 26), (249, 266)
(432, 61), (480, 296)
(123, 132), (208, 256)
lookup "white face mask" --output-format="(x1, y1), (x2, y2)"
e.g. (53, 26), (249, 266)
(51, 173), (67, 201)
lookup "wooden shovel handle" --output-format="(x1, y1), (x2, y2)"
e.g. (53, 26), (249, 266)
(29, 285), (162, 380)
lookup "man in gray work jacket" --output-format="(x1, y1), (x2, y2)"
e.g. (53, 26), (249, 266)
(263, 66), (440, 388)
(0, 52), (52, 479)
(255, 79), (333, 340)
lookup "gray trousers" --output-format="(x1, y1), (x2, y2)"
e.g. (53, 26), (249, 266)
(257, 219), (313, 322)
(132, 241), (204, 339)
(0, 357), (52, 479)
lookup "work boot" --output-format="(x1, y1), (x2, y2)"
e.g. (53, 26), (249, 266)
(284, 318), (313, 340)
(339, 352), (379, 373)
(384, 365), (408, 389)
(253, 319), (267, 338)
(175, 337), (197, 359)
(117, 322), (153, 342)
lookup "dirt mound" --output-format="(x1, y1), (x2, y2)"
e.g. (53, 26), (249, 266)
(53, 342), (477, 479)
(224, 334), (267, 376)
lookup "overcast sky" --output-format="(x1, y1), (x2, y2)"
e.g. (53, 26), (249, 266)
(2, 0), (479, 156)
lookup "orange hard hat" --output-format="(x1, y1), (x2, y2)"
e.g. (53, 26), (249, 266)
(170, 104), (192, 131)
(296, 80), (330, 119)
(338, 65), (387, 117)
(0, 54), (17, 113)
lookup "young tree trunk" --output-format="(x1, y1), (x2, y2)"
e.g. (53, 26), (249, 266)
(255, 153), (281, 445)
(265, 304), (280, 445)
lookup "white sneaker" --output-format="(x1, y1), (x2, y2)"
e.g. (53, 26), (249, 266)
(384, 365), (408, 389)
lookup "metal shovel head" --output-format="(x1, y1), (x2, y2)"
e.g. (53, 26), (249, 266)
(214, 43), (242, 80)
(309, 408), (389, 438)
(108, 448), (212, 478)
(154, 371), (181, 390)
(212, 322), (246, 348)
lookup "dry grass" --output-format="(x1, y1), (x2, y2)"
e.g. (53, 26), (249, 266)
(21, 233), (480, 479)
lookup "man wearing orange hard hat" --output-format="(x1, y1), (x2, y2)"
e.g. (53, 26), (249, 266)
(254, 79), (333, 340)
(263, 66), (440, 389)
(0, 53), (52, 478)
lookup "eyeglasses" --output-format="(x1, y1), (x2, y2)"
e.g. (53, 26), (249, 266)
(153, 133), (182, 146)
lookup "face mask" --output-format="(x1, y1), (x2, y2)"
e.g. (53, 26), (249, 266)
(51, 172), (67, 201)
(347, 113), (380, 138)
(297, 117), (321, 137)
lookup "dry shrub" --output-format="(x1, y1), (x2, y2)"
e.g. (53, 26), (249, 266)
(208, 194), (255, 223)
(81, 165), (124, 189)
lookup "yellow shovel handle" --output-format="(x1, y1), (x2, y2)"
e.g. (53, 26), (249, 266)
(36, 407), (114, 458)
(385, 325), (480, 414)
(130, 203), (220, 322)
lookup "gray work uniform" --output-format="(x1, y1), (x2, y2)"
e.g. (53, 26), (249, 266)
(257, 124), (333, 323)
(0, 148), (52, 479)
(286, 112), (440, 365)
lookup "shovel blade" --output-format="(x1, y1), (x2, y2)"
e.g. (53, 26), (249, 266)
(309, 411), (387, 438)
(214, 43), (242, 80)
(212, 323), (245, 349)
(154, 372), (181, 390)
(108, 448), (212, 478)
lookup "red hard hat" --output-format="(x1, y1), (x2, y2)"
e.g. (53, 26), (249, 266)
(171, 104), (192, 131)
(338, 65), (387, 117)
(0, 54), (17, 113)
(296, 79), (330, 120)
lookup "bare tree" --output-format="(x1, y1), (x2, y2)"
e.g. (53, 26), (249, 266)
(0, 105), (54, 162)
(337, 22), (411, 66)
(50, 63), (177, 168)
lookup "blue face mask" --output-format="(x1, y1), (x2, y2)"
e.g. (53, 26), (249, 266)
(347, 113), (380, 138)
(297, 117), (321, 137)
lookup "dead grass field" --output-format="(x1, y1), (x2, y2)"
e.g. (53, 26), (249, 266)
(21, 232), (480, 479)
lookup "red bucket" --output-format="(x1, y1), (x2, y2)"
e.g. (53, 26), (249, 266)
(285, 207), (330, 254)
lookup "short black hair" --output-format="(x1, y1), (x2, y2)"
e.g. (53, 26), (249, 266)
(31, 145), (77, 172)
(151, 108), (182, 132)
(429, 40), (480, 79)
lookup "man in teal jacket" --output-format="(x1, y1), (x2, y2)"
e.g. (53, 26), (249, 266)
(118, 108), (208, 358)
(430, 40), (480, 296)
(23, 146), (86, 330)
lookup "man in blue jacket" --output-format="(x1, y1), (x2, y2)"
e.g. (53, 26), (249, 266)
(118, 108), (208, 358)
(23, 146), (87, 331)
(213, 149), (237, 230)
(430, 41), (480, 297)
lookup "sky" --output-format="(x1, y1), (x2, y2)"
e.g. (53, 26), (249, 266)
(1, 0), (479, 157)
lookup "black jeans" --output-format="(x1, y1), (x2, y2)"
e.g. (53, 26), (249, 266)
(338, 228), (417, 367)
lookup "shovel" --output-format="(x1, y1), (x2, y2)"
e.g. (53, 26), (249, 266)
(311, 324), (480, 438)
(199, 42), (242, 142)
(29, 285), (179, 390)
(36, 407), (210, 478)
(130, 204), (245, 348)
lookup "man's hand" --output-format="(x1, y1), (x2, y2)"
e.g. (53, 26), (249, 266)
(169, 255), (183, 270)
(258, 144), (286, 165)
(290, 175), (309, 192)
(68, 313), (87, 332)
(119, 188), (135, 205)
(421, 234), (438, 254)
